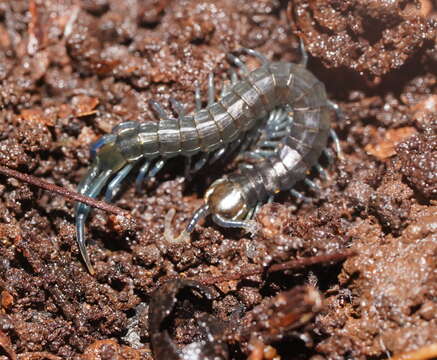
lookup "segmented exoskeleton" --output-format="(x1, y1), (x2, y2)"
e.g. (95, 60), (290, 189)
(75, 47), (342, 274)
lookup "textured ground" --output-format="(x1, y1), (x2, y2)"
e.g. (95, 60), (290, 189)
(0, 0), (435, 359)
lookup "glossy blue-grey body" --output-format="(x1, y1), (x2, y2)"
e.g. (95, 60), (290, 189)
(75, 61), (332, 273)
(95, 62), (329, 201)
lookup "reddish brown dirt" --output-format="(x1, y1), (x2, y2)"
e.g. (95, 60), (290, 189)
(0, 0), (435, 359)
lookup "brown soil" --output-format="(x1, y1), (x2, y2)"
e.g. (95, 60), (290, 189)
(0, 0), (436, 359)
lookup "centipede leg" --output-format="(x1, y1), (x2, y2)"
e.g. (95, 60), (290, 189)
(242, 151), (264, 160)
(326, 100), (344, 159)
(184, 156), (192, 179)
(299, 38), (309, 67)
(164, 204), (210, 243)
(220, 82), (230, 98)
(195, 81), (202, 111)
(135, 159), (166, 192)
(268, 130), (289, 139)
(240, 48), (269, 66)
(230, 69), (239, 84)
(240, 127), (264, 155)
(245, 206), (256, 220)
(209, 147), (227, 164)
(104, 162), (136, 202)
(259, 140), (280, 149)
(135, 161), (151, 193)
(329, 129), (343, 159)
(192, 153), (210, 173)
(290, 189), (310, 203)
(316, 164), (330, 181)
(227, 54), (250, 75)
(220, 70), (239, 98)
(266, 109), (290, 137)
(219, 136), (243, 163)
(322, 148), (335, 165)
(253, 149), (276, 158)
(304, 178), (321, 193)
(185, 147), (226, 176)
(77, 162), (100, 195)
(207, 73), (215, 106)
(149, 100), (170, 120)
(253, 198), (269, 216)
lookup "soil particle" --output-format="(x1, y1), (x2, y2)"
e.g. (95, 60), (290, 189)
(369, 172), (414, 234)
(316, 209), (437, 358)
(397, 128), (437, 200)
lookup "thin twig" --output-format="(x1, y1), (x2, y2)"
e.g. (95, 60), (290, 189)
(0, 165), (129, 217)
(268, 249), (356, 273)
(197, 249), (356, 285)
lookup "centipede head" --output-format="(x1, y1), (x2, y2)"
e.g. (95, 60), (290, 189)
(204, 178), (249, 220)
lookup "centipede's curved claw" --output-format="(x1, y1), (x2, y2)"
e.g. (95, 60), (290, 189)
(75, 167), (114, 273)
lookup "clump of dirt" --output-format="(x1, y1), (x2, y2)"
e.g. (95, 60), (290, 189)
(0, 0), (435, 359)
(289, 0), (437, 77)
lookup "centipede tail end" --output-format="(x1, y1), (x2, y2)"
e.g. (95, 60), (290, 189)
(76, 212), (95, 274)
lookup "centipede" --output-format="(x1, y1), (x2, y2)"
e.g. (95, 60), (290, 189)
(75, 46), (342, 274)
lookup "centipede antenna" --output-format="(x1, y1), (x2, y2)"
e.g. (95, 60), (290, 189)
(185, 204), (210, 233)
(207, 73), (215, 106)
(104, 162), (135, 202)
(241, 48), (269, 65)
